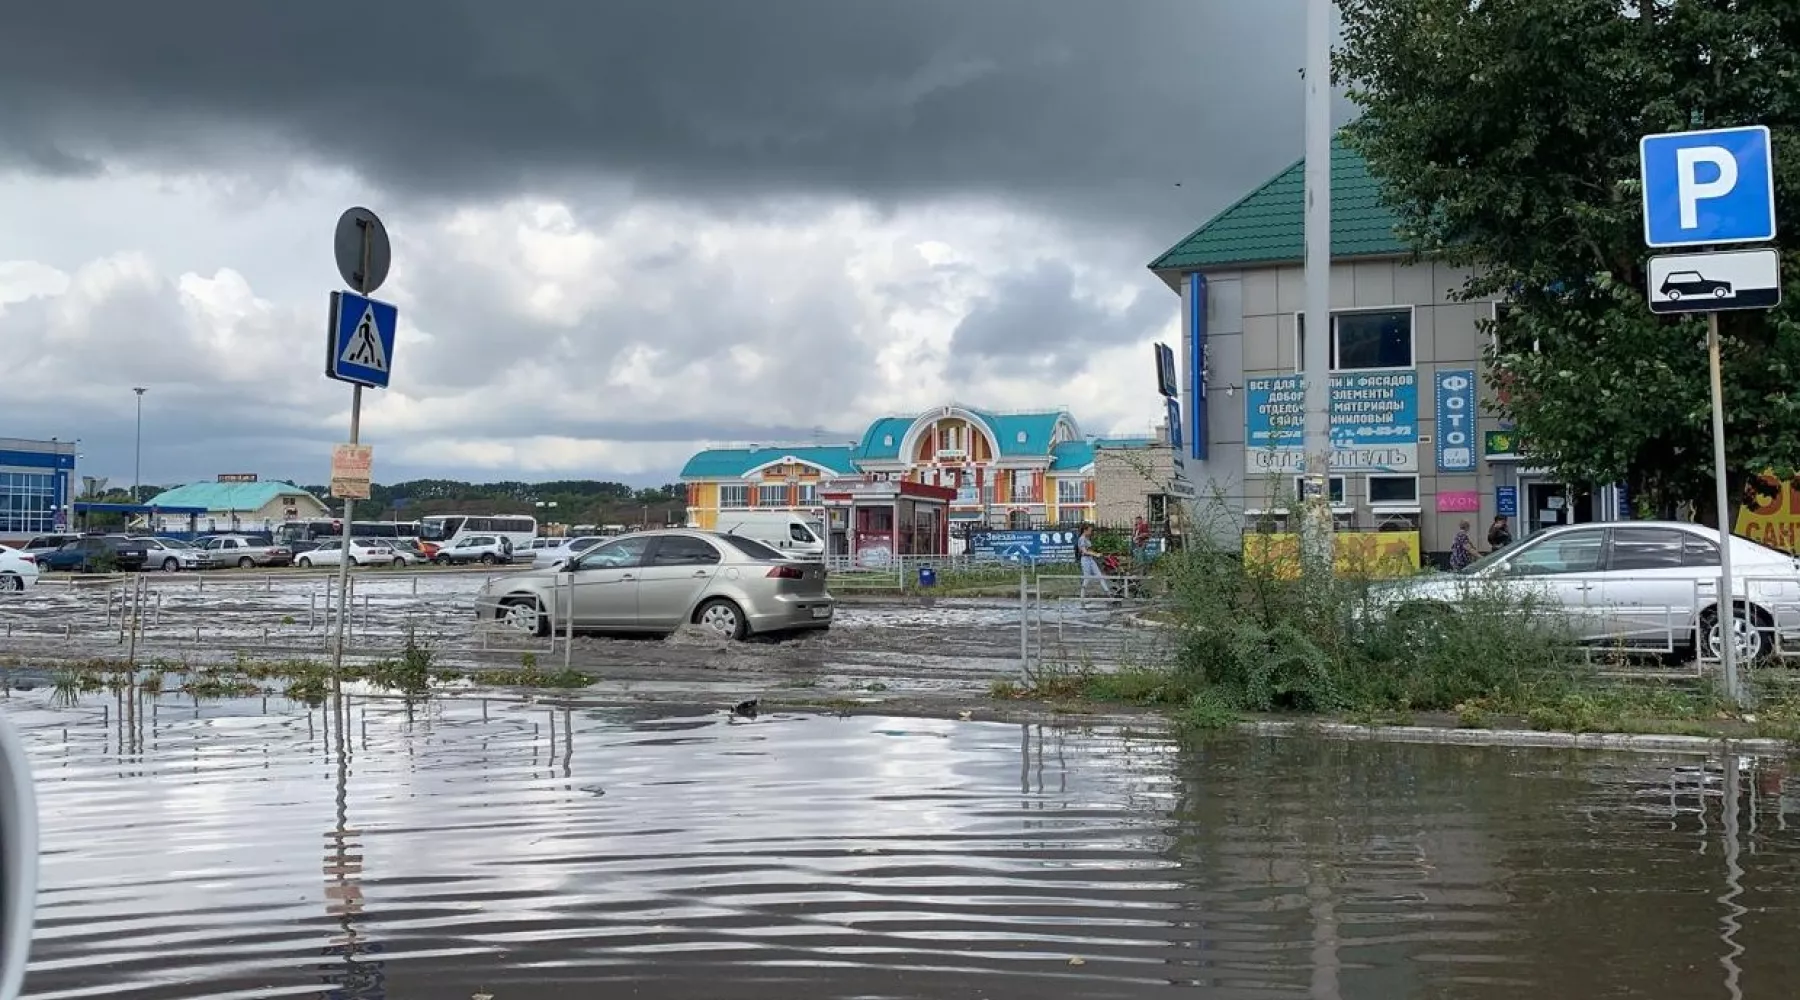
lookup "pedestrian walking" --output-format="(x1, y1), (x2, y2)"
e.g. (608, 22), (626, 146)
(1486, 514), (1512, 550)
(1450, 519), (1477, 571)
(1077, 524), (1106, 598)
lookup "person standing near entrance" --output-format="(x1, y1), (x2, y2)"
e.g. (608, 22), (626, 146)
(1486, 515), (1512, 551)
(1131, 515), (1152, 566)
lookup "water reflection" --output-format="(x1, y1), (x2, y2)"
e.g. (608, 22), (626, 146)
(3, 690), (1798, 1000)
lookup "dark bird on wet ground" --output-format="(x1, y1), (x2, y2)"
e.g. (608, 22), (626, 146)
(732, 698), (759, 719)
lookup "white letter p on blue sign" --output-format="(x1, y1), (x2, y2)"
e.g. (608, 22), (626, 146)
(1641, 125), (1777, 248)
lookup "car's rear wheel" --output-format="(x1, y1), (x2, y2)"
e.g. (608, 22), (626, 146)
(499, 595), (549, 637)
(237, 557), (254, 569)
(480, 553), (496, 565)
(0, 574), (20, 592)
(1701, 602), (1772, 665)
(694, 598), (747, 640)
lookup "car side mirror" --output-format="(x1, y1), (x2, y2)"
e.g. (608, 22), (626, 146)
(0, 713), (38, 1000)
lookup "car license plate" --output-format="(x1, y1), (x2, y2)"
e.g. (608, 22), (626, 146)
(811, 607), (832, 619)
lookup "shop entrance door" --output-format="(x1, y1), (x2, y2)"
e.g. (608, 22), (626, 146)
(1525, 481), (1569, 538)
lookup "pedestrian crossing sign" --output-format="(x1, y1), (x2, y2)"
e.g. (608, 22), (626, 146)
(327, 290), (399, 389)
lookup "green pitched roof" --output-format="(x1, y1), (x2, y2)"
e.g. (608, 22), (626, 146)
(145, 481), (314, 511)
(853, 417), (915, 463)
(1149, 138), (1408, 272)
(680, 446), (855, 480)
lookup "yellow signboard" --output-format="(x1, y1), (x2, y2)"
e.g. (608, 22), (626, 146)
(1242, 530), (1422, 579)
(1736, 471), (1800, 554)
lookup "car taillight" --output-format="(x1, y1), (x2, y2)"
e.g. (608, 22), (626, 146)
(766, 565), (805, 579)
(19, 556), (33, 565)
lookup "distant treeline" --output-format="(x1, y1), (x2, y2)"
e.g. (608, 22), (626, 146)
(95, 479), (689, 527)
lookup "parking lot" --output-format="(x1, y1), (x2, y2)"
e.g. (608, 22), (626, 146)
(0, 566), (1172, 703)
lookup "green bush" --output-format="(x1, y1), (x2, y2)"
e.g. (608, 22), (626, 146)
(1155, 529), (1587, 716)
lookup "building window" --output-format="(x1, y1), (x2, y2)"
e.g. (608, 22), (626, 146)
(1011, 473), (1037, 502)
(1291, 475), (1347, 506)
(756, 484), (788, 507)
(719, 485), (749, 508)
(1056, 478), (1087, 505)
(1296, 308), (1415, 372)
(798, 483), (817, 504)
(1367, 474), (1419, 506)
(0, 470), (58, 535)
(939, 424), (963, 454)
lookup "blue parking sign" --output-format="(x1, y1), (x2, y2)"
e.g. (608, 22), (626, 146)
(1640, 125), (1777, 248)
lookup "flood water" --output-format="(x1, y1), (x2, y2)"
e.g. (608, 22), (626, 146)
(7, 691), (1800, 999)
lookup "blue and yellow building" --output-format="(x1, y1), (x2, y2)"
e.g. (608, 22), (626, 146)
(681, 403), (1118, 530)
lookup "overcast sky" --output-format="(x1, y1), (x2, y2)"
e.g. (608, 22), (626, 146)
(0, 0), (1322, 488)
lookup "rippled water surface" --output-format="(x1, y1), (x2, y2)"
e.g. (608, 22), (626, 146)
(8, 691), (1800, 999)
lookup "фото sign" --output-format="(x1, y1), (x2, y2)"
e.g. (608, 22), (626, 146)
(1244, 370), (1419, 474)
(1434, 369), (1477, 472)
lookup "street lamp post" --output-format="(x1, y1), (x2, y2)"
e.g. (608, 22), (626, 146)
(132, 387), (147, 504)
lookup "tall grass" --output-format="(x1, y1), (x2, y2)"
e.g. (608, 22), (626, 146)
(1150, 508), (1587, 721)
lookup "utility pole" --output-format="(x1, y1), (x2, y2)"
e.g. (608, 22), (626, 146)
(1300, 0), (1336, 574)
(132, 387), (147, 505)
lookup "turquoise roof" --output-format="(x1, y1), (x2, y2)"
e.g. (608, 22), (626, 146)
(1093, 437), (1159, 449)
(854, 417), (915, 462)
(1048, 441), (1095, 472)
(680, 446), (855, 480)
(853, 408), (1070, 462)
(145, 480), (315, 512)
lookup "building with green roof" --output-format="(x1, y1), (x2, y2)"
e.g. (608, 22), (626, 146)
(143, 479), (329, 534)
(681, 403), (1182, 531)
(1147, 138), (1583, 566)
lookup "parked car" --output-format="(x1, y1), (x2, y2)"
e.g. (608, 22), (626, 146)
(1370, 521), (1800, 662)
(295, 538), (403, 569)
(19, 535), (77, 558)
(134, 537), (208, 573)
(478, 528), (834, 640)
(433, 534), (514, 566)
(389, 539), (430, 566)
(0, 546), (40, 592)
(200, 535), (294, 569)
(36, 535), (150, 573)
(531, 535), (603, 569)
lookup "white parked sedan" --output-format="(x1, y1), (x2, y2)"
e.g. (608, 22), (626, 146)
(295, 538), (404, 569)
(1372, 521), (1800, 662)
(0, 546), (41, 592)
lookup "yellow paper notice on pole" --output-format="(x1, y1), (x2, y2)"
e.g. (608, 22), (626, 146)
(329, 444), (372, 500)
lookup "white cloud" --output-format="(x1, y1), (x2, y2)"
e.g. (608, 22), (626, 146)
(0, 161), (1181, 485)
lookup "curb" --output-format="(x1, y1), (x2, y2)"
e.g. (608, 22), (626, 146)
(1245, 719), (1793, 757)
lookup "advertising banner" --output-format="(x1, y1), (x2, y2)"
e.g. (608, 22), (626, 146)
(1245, 370), (1419, 474)
(1434, 369), (1477, 472)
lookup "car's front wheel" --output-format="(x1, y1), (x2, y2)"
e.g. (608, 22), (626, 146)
(498, 595), (549, 637)
(161, 557), (179, 573)
(298, 557), (312, 568)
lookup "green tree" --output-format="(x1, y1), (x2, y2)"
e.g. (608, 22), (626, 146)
(1336, 0), (1800, 520)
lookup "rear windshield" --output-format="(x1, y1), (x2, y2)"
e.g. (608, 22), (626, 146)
(716, 534), (785, 561)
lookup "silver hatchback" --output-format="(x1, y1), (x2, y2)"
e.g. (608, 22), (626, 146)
(478, 528), (834, 640)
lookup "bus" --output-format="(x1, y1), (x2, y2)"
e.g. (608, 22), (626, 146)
(275, 520), (419, 547)
(416, 514), (538, 557)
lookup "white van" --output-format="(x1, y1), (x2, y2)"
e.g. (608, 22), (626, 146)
(715, 511), (825, 559)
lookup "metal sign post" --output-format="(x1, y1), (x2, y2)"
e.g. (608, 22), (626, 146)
(1298, 0), (1335, 574)
(325, 207), (397, 678)
(1639, 125), (1780, 706)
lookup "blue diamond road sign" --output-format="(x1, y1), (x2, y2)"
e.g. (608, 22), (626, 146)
(1640, 125), (1777, 249)
(327, 290), (398, 389)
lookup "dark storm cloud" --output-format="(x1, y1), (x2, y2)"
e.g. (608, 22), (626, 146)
(0, 0), (1313, 237)
(948, 260), (1166, 361)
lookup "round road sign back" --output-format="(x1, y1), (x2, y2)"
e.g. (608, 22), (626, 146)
(333, 206), (392, 295)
